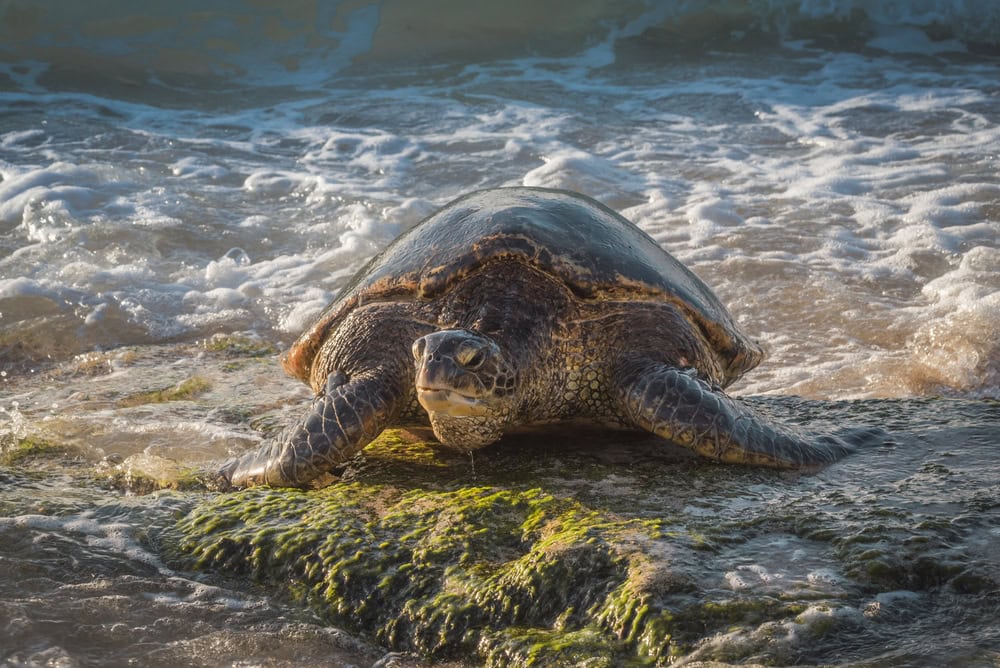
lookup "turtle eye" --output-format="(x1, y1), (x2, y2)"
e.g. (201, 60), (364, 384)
(412, 337), (427, 361)
(460, 347), (487, 370)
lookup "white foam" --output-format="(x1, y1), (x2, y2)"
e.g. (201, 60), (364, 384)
(903, 290), (1000, 397)
(0, 32), (996, 401)
(0, 163), (103, 224)
(867, 24), (967, 54)
(684, 602), (864, 664)
(1, 129), (46, 148)
(170, 157), (229, 180)
(243, 170), (316, 196)
(0, 276), (59, 300)
(522, 148), (645, 204)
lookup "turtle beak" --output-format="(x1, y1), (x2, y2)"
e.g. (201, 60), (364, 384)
(412, 330), (497, 417)
(415, 387), (489, 417)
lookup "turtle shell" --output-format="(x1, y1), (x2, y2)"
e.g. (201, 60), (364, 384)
(283, 187), (762, 384)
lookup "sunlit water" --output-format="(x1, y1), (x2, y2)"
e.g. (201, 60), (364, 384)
(1, 1), (998, 665)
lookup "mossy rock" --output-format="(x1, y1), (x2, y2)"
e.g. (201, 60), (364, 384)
(201, 334), (279, 371)
(201, 334), (278, 358)
(174, 484), (663, 665)
(101, 454), (214, 495)
(166, 429), (813, 666)
(117, 376), (212, 407)
(0, 434), (80, 467)
(162, 410), (1000, 666)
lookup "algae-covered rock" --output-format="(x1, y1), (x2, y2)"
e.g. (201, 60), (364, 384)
(165, 400), (1000, 667)
(0, 434), (79, 467)
(167, 429), (823, 666)
(174, 482), (682, 665)
(6, 340), (995, 666)
(117, 375), (213, 407)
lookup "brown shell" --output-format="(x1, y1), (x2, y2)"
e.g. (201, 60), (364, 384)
(283, 187), (762, 383)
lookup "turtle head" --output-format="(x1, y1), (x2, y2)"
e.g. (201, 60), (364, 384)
(412, 329), (517, 449)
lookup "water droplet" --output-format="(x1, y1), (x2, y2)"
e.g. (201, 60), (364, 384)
(223, 247), (251, 266)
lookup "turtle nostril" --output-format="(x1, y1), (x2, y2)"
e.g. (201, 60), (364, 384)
(412, 337), (427, 361)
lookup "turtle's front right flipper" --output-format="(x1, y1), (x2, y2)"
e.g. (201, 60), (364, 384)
(615, 363), (854, 469)
(218, 370), (405, 489)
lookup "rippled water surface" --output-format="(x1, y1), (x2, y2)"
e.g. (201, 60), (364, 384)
(2, 0), (999, 665)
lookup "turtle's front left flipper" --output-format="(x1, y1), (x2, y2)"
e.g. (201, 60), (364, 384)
(614, 363), (853, 468)
(218, 370), (406, 489)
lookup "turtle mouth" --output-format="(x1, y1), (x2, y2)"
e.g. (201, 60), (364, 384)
(416, 385), (489, 417)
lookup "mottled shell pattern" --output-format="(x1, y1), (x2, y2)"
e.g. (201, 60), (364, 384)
(282, 187), (762, 385)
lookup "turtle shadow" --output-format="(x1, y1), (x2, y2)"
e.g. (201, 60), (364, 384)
(342, 424), (696, 482)
(336, 423), (819, 518)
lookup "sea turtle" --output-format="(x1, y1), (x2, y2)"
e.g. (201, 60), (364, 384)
(219, 187), (852, 488)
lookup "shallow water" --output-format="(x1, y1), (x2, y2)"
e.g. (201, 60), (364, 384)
(2, 1), (999, 665)
(4, 345), (996, 665)
(168, 395), (1000, 667)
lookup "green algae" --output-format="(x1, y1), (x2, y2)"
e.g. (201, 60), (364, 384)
(168, 450), (822, 667)
(164, 429), (842, 665)
(5, 345), (994, 668)
(170, 480), (700, 665)
(360, 428), (459, 472)
(0, 434), (76, 466)
(102, 461), (211, 495)
(202, 334), (278, 371)
(202, 334), (277, 358)
(163, 410), (1000, 666)
(117, 376), (212, 407)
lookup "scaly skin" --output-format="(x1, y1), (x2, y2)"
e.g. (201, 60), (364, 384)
(216, 259), (854, 490)
(218, 369), (409, 489)
(615, 363), (854, 467)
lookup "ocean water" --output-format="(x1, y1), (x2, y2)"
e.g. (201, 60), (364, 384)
(1, 1), (998, 666)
